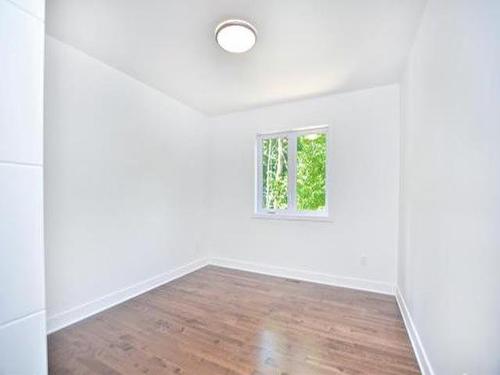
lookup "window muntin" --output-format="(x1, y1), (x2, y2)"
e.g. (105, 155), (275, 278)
(256, 126), (328, 218)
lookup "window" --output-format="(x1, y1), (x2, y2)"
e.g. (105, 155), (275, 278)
(256, 126), (329, 219)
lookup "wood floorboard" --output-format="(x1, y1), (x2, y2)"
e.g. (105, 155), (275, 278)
(48, 265), (420, 375)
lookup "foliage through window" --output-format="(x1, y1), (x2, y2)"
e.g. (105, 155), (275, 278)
(297, 133), (327, 211)
(262, 137), (288, 210)
(256, 126), (328, 218)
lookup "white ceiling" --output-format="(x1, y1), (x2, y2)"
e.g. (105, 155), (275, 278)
(46, 0), (426, 115)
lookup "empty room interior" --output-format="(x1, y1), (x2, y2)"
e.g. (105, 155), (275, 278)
(1, 0), (499, 374)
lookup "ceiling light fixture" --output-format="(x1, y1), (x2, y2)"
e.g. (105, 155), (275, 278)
(215, 19), (257, 53)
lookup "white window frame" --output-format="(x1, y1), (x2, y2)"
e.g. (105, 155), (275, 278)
(254, 125), (330, 221)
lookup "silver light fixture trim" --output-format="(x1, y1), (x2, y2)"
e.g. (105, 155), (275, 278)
(215, 19), (257, 53)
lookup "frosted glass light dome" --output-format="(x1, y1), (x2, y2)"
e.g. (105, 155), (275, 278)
(215, 20), (257, 53)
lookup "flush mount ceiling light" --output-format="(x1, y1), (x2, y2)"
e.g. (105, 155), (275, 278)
(215, 19), (257, 53)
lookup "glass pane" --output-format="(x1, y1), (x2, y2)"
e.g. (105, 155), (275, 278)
(262, 137), (288, 210)
(297, 133), (326, 211)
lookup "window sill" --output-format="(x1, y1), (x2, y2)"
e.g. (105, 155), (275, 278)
(252, 213), (332, 222)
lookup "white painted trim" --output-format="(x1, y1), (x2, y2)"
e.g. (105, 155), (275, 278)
(256, 124), (329, 137)
(0, 160), (43, 168)
(288, 133), (297, 213)
(210, 257), (395, 295)
(252, 213), (332, 222)
(46, 258), (209, 334)
(0, 309), (46, 330)
(47, 256), (397, 337)
(395, 287), (435, 375)
(255, 126), (330, 219)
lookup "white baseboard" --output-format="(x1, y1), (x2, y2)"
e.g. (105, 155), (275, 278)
(46, 258), (433, 375)
(395, 287), (435, 375)
(47, 256), (395, 335)
(210, 257), (395, 295)
(46, 258), (209, 334)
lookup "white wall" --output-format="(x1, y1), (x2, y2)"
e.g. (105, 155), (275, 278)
(42, 4), (500, 373)
(206, 85), (401, 292)
(44, 37), (209, 332)
(0, 0), (47, 373)
(399, 0), (500, 374)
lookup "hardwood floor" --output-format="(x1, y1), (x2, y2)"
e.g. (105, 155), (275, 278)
(48, 266), (420, 375)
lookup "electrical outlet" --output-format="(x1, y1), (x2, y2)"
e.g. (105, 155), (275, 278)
(360, 255), (367, 266)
